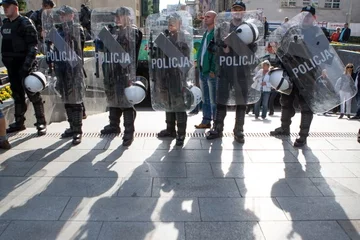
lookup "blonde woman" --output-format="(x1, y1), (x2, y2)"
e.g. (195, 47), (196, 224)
(335, 64), (354, 119)
(252, 60), (272, 119)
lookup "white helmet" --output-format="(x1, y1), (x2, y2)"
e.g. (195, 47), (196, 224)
(269, 68), (293, 95)
(125, 80), (147, 105)
(236, 21), (259, 45)
(189, 86), (202, 110)
(24, 71), (47, 93)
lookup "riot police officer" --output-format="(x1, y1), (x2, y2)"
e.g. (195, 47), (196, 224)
(206, 1), (259, 143)
(98, 7), (143, 146)
(30, 0), (55, 43)
(270, 6), (319, 147)
(155, 13), (191, 146)
(0, 0), (47, 135)
(49, 5), (85, 145)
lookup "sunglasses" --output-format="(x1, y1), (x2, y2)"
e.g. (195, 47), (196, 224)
(346, 66), (353, 69)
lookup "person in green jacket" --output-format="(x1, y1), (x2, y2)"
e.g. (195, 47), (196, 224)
(194, 11), (217, 129)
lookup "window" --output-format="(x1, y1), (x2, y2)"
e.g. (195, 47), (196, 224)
(281, 0), (296, 7)
(303, 0), (318, 7)
(324, 0), (340, 9)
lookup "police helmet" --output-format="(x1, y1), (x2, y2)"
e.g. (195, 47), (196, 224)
(113, 7), (132, 16)
(236, 21), (259, 45)
(24, 72), (47, 93)
(190, 86), (202, 109)
(269, 68), (292, 95)
(125, 80), (147, 105)
(57, 5), (75, 15)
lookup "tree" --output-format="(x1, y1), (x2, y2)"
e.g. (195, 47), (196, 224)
(148, 0), (153, 15)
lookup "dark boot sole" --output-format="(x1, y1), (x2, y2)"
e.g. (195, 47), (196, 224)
(100, 129), (121, 135)
(6, 126), (26, 133)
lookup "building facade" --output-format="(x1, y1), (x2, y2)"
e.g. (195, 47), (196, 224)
(25, 0), (142, 26)
(217, 0), (359, 24)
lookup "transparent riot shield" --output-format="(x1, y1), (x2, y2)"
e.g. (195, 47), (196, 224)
(146, 11), (197, 112)
(90, 7), (138, 109)
(42, 6), (85, 105)
(270, 12), (357, 113)
(215, 10), (264, 105)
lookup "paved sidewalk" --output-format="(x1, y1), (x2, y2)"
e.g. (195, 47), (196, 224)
(0, 110), (359, 240)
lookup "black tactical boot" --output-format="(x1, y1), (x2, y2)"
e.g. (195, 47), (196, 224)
(61, 105), (74, 138)
(122, 108), (136, 147)
(233, 106), (245, 143)
(175, 112), (187, 146)
(101, 107), (122, 134)
(294, 112), (313, 148)
(294, 137), (307, 147)
(270, 127), (290, 136)
(7, 104), (27, 133)
(158, 112), (176, 138)
(72, 105), (83, 145)
(33, 102), (47, 136)
(206, 105), (226, 140)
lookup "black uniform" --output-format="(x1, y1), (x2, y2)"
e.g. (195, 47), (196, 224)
(207, 20), (257, 143)
(1, 15), (46, 135)
(270, 25), (325, 146)
(52, 21), (85, 145)
(155, 29), (190, 146)
(99, 23), (143, 147)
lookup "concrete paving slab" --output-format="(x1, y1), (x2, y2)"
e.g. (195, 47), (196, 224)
(276, 196), (360, 220)
(0, 150), (35, 163)
(285, 178), (323, 197)
(97, 222), (185, 240)
(0, 196), (70, 221)
(337, 220), (360, 240)
(199, 197), (287, 221)
(322, 150), (360, 163)
(38, 177), (121, 197)
(331, 178), (360, 195)
(0, 176), (53, 198)
(246, 150), (297, 162)
(340, 163), (360, 177)
(185, 222), (265, 240)
(25, 161), (123, 178)
(288, 138), (337, 150)
(0, 161), (37, 177)
(305, 163), (357, 177)
(27, 149), (108, 162)
(147, 163), (186, 177)
(185, 163), (214, 178)
(327, 139), (360, 150)
(0, 220), (102, 240)
(25, 161), (186, 178)
(260, 221), (350, 240)
(10, 138), (71, 151)
(104, 137), (145, 150)
(291, 149), (333, 163)
(152, 178), (240, 197)
(236, 178), (295, 197)
(60, 197), (201, 222)
(311, 178), (360, 196)
(117, 177), (152, 197)
(66, 138), (109, 150)
(0, 221), (9, 237)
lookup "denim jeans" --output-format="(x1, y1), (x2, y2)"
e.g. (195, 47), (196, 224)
(254, 91), (270, 118)
(200, 73), (217, 124)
